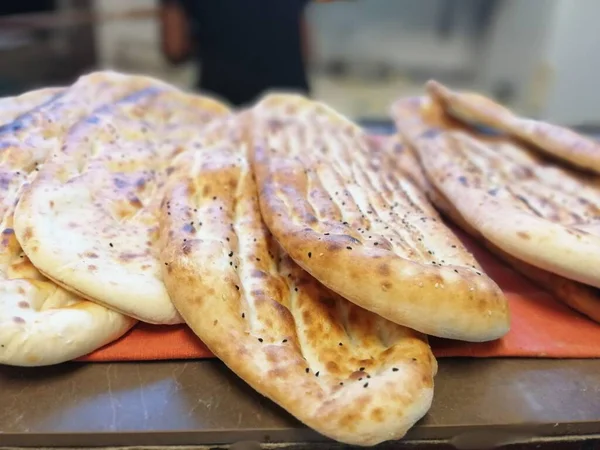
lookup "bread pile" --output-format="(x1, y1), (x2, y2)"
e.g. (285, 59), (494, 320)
(0, 71), (597, 445)
(391, 83), (600, 324)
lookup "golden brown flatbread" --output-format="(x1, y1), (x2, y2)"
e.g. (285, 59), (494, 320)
(249, 93), (509, 342)
(426, 80), (600, 174)
(394, 92), (600, 288)
(392, 97), (600, 323)
(160, 116), (437, 445)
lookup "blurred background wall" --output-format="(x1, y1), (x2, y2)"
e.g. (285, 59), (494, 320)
(0, 0), (598, 126)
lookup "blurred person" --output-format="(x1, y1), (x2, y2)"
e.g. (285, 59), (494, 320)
(160, 0), (318, 107)
(0, 1), (55, 16)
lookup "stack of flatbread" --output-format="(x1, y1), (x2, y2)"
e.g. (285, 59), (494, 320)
(0, 72), (230, 367)
(391, 81), (600, 324)
(2, 71), (595, 445)
(159, 96), (511, 445)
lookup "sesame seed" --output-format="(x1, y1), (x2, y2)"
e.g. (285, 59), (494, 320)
(360, 367), (365, 371)
(363, 382), (369, 388)
(228, 251), (233, 257)
(308, 252), (312, 258)
(235, 285), (240, 290)
(241, 313), (245, 318)
(315, 371), (320, 377)
(338, 342), (343, 346)
(305, 368), (310, 373)
(392, 367), (399, 372)
(258, 338), (263, 342)
(339, 382), (344, 386)
(346, 246), (352, 250)
(109, 243), (113, 247)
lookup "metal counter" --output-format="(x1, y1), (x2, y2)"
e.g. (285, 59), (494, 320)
(1, 358), (599, 447)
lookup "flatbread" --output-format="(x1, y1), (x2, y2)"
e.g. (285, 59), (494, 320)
(384, 111), (599, 324)
(249, 93), (509, 342)
(15, 85), (230, 325)
(387, 103), (600, 324)
(0, 72), (164, 366)
(426, 80), (600, 174)
(392, 95), (600, 292)
(0, 87), (63, 125)
(411, 150), (600, 324)
(159, 118), (436, 446)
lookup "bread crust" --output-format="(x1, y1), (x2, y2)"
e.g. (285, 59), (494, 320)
(392, 97), (600, 323)
(249, 94), (509, 342)
(395, 92), (600, 289)
(160, 119), (436, 445)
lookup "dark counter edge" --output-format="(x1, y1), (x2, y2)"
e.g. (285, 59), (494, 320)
(1, 424), (600, 448)
(2, 357), (600, 447)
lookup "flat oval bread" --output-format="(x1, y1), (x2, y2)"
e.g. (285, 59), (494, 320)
(249, 94), (509, 342)
(392, 94), (600, 290)
(0, 87), (63, 125)
(426, 80), (600, 174)
(405, 145), (600, 324)
(0, 72), (165, 366)
(389, 103), (600, 323)
(15, 86), (230, 325)
(159, 120), (436, 446)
